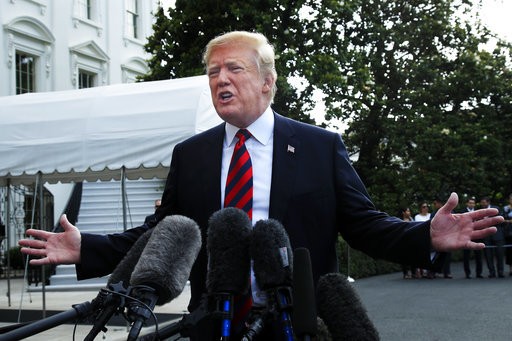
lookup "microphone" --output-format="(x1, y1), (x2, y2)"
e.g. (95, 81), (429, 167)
(126, 215), (202, 341)
(109, 228), (154, 287)
(206, 207), (252, 340)
(292, 247), (317, 340)
(316, 273), (379, 341)
(251, 219), (294, 341)
(85, 228), (154, 341)
(316, 317), (333, 341)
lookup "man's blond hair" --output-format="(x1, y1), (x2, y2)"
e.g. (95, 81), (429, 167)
(203, 31), (278, 99)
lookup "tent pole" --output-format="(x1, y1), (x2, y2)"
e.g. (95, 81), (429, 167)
(37, 172), (47, 318)
(5, 178), (11, 306)
(121, 167), (127, 232)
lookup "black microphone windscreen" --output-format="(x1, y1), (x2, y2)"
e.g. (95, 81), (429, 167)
(317, 273), (379, 341)
(206, 207), (252, 294)
(292, 247), (317, 337)
(108, 228), (153, 287)
(251, 219), (293, 290)
(130, 215), (202, 305)
(316, 317), (333, 341)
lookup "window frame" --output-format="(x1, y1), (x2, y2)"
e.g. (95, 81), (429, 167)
(15, 51), (37, 94)
(5, 17), (54, 95)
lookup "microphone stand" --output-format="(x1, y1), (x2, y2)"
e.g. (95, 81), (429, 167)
(267, 286), (294, 341)
(0, 301), (95, 341)
(84, 282), (127, 341)
(241, 309), (267, 341)
(0, 282), (127, 341)
(126, 285), (159, 341)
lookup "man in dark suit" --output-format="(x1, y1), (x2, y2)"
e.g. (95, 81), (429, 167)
(461, 197), (483, 278)
(480, 196), (505, 278)
(20, 31), (503, 337)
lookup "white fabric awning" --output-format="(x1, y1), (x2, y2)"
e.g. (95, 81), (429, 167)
(0, 75), (222, 185)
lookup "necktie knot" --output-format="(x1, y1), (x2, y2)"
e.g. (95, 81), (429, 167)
(236, 129), (251, 146)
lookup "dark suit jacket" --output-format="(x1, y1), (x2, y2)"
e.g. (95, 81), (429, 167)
(77, 112), (433, 311)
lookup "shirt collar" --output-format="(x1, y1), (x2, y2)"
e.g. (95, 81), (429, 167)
(224, 106), (274, 147)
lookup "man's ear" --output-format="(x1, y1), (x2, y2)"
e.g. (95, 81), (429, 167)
(263, 75), (274, 93)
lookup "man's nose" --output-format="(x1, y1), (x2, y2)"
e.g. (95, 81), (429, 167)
(217, 68), (230, 85)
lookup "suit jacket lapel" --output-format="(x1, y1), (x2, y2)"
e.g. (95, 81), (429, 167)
(199, 123), (225, 216)
(269, 113), (299, 222)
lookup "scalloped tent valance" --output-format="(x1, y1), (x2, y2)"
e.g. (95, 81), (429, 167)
(0, 75), (222, 185)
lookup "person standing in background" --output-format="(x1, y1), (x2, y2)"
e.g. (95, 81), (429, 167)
(144, 199), (162, 225)
(480, 196), (504, 278)
(398, 207), (415, 279)
(461, 197), (483, 279)
(414, 202), (431, 222)
(413, 202), (431, 278)
(502, 194), (512, 276)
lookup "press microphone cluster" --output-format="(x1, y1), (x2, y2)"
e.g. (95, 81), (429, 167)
(138, 208), (379, 341)
(126, 215), (202, 341)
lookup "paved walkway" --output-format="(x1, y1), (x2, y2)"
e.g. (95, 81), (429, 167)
(1, 262), (511, 340)
(354, 262), (512, 341)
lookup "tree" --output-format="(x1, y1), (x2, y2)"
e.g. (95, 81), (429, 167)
(142, 0), (512, 212)
(295, 0), (512, 210)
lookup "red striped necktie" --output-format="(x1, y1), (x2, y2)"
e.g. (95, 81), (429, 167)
(224, 129), (253, 335)
(224, 129), (253, 219)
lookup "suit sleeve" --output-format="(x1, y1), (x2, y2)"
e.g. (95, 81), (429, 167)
(76, 225), (149, 279)
(332, 134), (435, 268)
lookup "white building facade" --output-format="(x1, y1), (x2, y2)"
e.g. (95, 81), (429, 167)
(0, 0), (159, 97)
(0, 0), (162, 254)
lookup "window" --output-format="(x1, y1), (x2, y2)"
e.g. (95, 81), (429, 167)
(78, 70), (96, 88)
(125, 0), (139, 39)
(121, 57), (149, 83)
(5, 17), (54, 95)
(76, 0), (92, 20)
(72, 0), (102, 35)
(15, 52), (36, 94)
(70, 41), (109, 88)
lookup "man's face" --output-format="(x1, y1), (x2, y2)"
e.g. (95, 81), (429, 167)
(480, 199), (489, 207)
(467, 199), (475, 209)
(433, 200), (442, 209)
(207, 43), (272, 128)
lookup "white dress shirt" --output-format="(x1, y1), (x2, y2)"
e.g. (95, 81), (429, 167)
(221, 106), (274, 225)
(220, 106), (274, 306)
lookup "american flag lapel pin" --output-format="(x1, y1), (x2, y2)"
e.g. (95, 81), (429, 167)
(287, 145), (295, 153)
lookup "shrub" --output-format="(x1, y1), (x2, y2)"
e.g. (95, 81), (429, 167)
(337, 237), (401, 279)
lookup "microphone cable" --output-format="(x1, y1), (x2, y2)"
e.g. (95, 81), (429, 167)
(74, 287), (160, 341)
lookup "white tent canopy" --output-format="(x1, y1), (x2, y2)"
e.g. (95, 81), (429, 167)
(0, 75), (222, 185)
